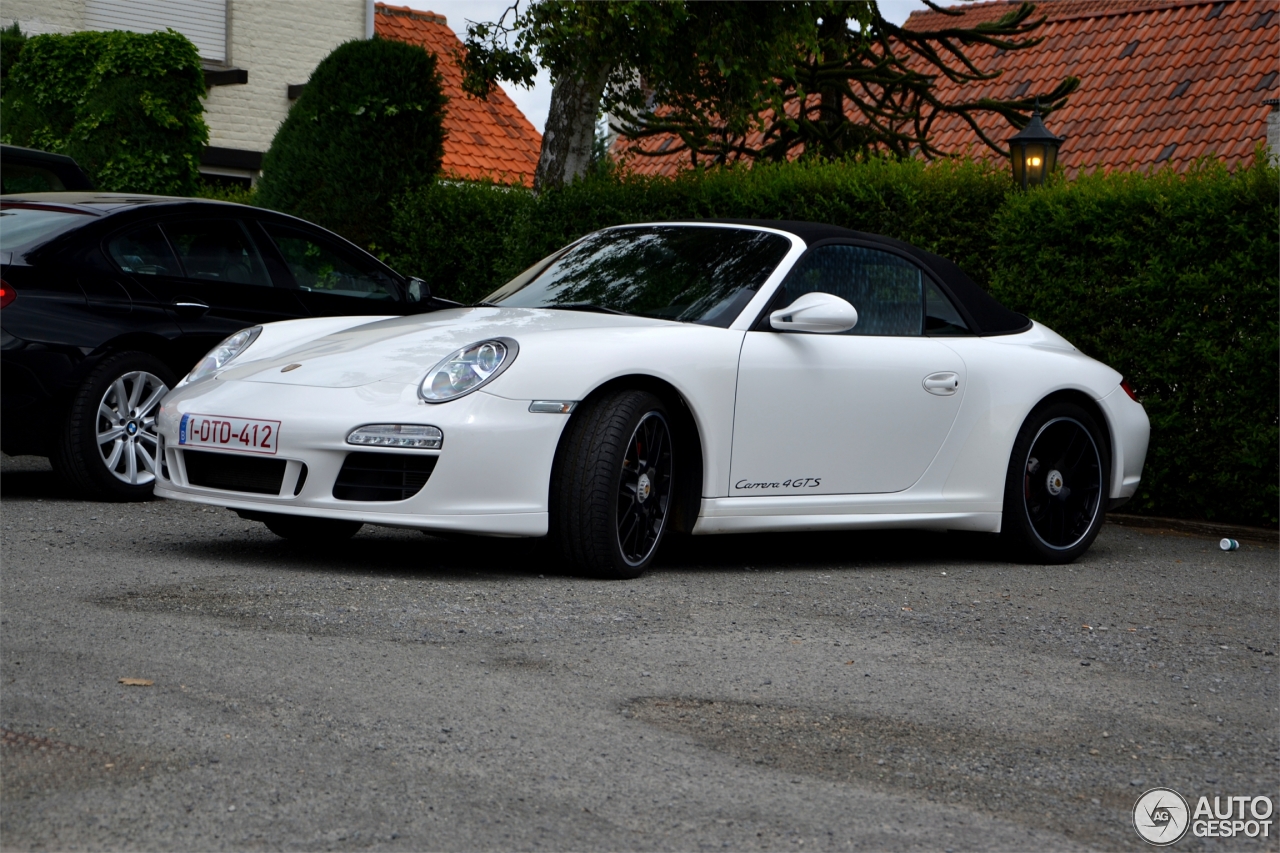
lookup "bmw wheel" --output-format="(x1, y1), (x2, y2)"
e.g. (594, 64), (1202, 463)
(552, 390), (674, 579)
(52, 351), (176, 501)
(1001, 401), (1109, 563)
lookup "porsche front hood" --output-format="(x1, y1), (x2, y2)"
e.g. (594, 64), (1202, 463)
(217, 307), (674, 388)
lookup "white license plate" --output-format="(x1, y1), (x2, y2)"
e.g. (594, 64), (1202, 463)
(179, 413), (280, 454)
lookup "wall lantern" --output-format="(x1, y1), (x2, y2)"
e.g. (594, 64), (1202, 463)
(1008, 110), (1064, 189)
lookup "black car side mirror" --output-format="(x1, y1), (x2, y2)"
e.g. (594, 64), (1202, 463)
(406, 277), (429, 303)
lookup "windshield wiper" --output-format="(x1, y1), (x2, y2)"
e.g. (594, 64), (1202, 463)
(545, 302), (631, 316)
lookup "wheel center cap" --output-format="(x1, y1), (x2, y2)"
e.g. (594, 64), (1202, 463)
(126, 421), (138, 436)
(1046, 469), (1064, 496)
(637, 472), (652, 503)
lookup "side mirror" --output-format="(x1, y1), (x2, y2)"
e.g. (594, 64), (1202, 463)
(406, 276), (428, 303)
(769, 292), (858, 334)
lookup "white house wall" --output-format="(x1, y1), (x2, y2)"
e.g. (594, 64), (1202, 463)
(3, 1), (86, 35)
(206, 0), (365, 153)
(86, 0), (227, 62)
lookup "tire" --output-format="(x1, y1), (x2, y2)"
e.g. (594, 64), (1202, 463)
(51, 351), (176, 501)
(1000, 401), (1110, 564)
(262, 514), (363, 543)
(551, 390), (675, 579)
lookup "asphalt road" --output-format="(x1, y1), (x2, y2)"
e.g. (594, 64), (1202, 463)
(2, 453), (1276, 852)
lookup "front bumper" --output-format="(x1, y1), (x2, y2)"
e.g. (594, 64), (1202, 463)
(154, 378), (570, 536)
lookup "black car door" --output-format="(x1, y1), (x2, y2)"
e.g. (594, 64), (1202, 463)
(252, 219), (409, 317)
(106, 217), (307, 369)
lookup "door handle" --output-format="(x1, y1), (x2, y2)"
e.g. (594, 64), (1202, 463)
(172, 300), (210, 318)
(923, 372), (960, 396)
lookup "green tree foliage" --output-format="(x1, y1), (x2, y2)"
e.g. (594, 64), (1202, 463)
(462, 1), (1076, 187)
(389, 156), (1278, 527)
(0, 29), (207, 194)
(464, 1), (683, 191)
(256, 37), (447, 249)
(989, 158), (1279, 527)
(621, 1), (1077, 165)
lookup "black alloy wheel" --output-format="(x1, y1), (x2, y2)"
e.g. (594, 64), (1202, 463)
(552, 389), (675, 579)
(615, 410), (674, 567)
(1001, 401), (1108, 563)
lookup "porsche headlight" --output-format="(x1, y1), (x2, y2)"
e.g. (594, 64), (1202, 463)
(185, 326), (262, 384)
(419, 338), (518, 403)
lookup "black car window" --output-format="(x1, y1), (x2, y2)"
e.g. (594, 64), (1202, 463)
(778, 245), (925, 336)
(260, 223), (396, 300)
(161, 219), (272, 287)
(107, 225), (180, 276)
(0, 205), (95, 252)
(924, 278), (970, 335)
(484, 226), (793, 327)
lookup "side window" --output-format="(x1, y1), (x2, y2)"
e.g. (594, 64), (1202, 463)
(924, 279), (970, 335)
(160, 219), (272, 286)
(107, 225), (180, 276)
(779, 245), (923, 336)
(260, 223), (396, 300)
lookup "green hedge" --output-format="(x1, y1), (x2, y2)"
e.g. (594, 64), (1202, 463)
(381, 156), (1280, 528)
(990, 159), (1279, 527)
(389, 157), (1010, 306)
(1, 29), (207, 195)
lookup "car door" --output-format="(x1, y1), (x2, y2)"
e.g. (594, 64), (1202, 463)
(729, 243), (969, 496)
(253, 220), (408, 317)
(107, 217), (307, 368)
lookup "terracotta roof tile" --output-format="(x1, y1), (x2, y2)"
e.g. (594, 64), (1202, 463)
(616, 0), (1276, 177)
(374, 3), (541, 186)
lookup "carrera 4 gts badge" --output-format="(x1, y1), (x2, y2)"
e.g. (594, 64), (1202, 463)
(735, 477), (822, 490)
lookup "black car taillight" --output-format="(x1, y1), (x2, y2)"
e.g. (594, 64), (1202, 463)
(0, 280), (14, 309)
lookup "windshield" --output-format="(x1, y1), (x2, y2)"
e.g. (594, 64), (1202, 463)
(0, 205), (95, 253)
(483, 225), (793, 327)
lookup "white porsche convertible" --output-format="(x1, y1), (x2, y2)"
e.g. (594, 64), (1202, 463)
(154, 221), (1149, 578)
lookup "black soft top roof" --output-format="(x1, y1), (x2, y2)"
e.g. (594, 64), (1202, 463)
(708, 218), (1030, 336)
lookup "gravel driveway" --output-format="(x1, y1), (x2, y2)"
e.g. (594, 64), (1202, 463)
(2, 454), (1276, 851)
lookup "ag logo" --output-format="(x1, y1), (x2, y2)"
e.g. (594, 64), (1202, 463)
(1134, 787), (1190, 845)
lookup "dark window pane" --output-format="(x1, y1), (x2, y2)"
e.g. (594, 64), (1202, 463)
(0, 206), (93, 252)
(162, 219), (271, 286)
(780, 245), (923, 336)
(925, 279), (970, 335)
(485, 225), (792, 327)
(261, 223), (395, 300)
(107, 225), (179, 276)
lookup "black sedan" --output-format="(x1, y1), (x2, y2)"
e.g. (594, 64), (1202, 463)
(0, 193), (433, 500)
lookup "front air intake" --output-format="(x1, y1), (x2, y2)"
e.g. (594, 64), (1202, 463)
(332, 452), (437, 502)
(183, 449), (286, 495)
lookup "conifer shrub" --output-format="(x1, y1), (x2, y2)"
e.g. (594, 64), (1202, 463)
(257, 37), (447, 250)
